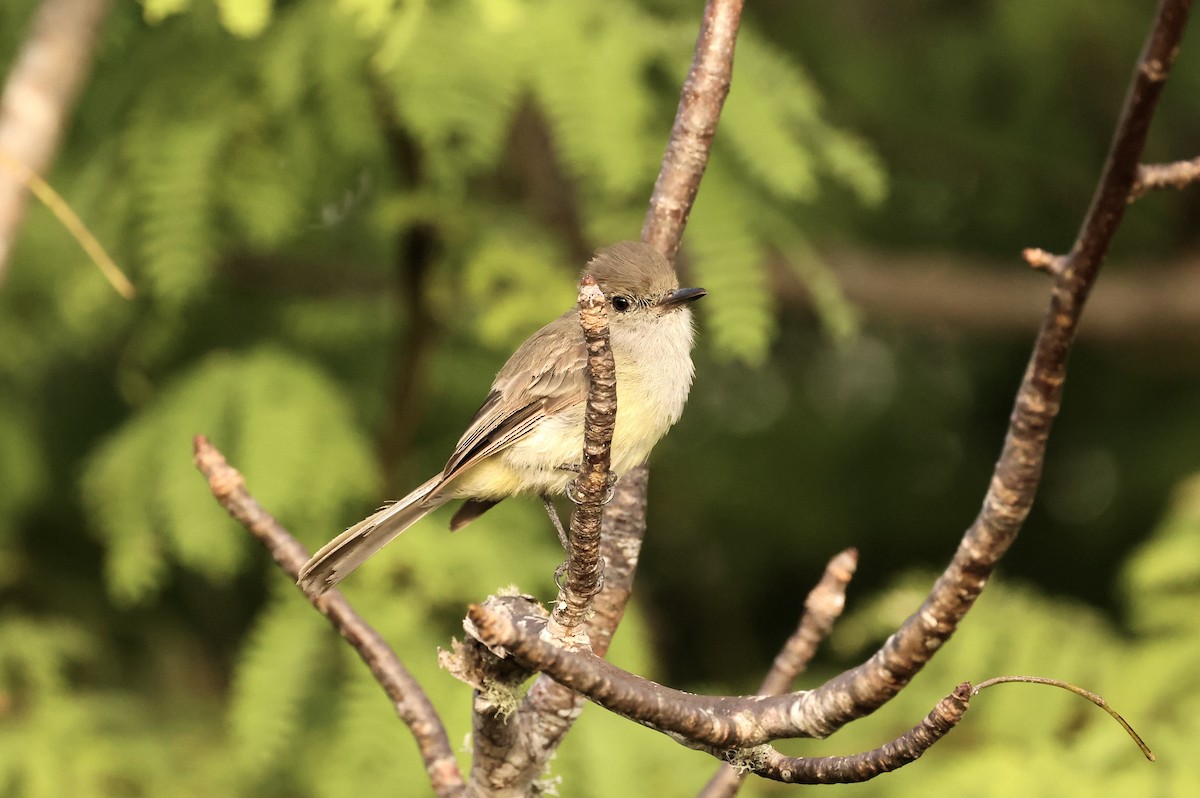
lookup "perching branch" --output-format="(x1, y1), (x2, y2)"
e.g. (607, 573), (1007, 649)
(548, 274), (616, 642)
(479, 1), (748, 792)
(464, 274), (617, 795)
(192, 436), (465, 798)
(0, 0), (112, 285)
(480, 467), (651, 792)
(699, 549), (859, 798)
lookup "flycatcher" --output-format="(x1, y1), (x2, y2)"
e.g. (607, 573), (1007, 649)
(299, 241), (705, 594)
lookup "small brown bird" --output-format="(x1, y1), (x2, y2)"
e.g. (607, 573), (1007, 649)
(299, 241), (705, 594)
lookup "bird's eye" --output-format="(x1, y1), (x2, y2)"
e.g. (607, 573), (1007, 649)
(612, 296), (632, 313)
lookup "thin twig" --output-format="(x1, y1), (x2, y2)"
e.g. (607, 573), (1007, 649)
(547, 274), (615, 643)
(1021, 247), (1066, 277)
(709, 684), (971, 785)
(1130, 155), (1200, 200)
(0, 0), (114, 286)
(192, 436), (465, 798)
(973, 675), (1155, 761)
(699, 549), (858, 798)
(0, 147), (134, 298)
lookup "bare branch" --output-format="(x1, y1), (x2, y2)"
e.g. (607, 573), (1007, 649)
(192, 436), (464, 798)
(483, 0), (748, 790)
(465, 276), (617, 794)
(465, 0), (1192, 773)
(547, 274), (616, 642)
(1130, 155), (1200, 199)
(699, 548), (858, 798)
(787, 0), (1193, 740)
(724, 684), (971, 785)
(641, 0), (745, 263)
(0, 0), (112, 285)
(470, 600), (824, 748)
(486, 467), (650, 791)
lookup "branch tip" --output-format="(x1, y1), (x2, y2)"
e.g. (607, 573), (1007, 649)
(1022, 247), (1066, 276)
(1130, 155), (1200, 200)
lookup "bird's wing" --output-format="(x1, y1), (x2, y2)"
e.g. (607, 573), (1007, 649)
(440, 311), (587, 483)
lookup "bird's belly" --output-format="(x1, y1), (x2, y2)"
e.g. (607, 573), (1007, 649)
(449, 345), (692, 500)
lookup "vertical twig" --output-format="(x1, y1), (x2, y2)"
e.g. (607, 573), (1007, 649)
(641, 0), (746, 262)
(480, 1), (748, 791)
(547, 275), (616, 642)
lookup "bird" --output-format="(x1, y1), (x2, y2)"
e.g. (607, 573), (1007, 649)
(298, 241), (706, 595)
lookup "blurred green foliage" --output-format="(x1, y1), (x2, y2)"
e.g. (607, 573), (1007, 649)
(1, 0), (1197, 796)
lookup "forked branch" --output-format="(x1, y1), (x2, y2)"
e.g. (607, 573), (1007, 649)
(480, 1), (749, 792)
(460, 0), (1192, 784)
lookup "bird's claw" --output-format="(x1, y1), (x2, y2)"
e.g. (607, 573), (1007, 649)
(566, 472), (618, 506)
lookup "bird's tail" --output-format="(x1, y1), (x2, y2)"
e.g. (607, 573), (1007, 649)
(298, 475), (446, 595)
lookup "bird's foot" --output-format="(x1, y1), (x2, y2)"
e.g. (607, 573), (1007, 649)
(565, 471), (618, 506)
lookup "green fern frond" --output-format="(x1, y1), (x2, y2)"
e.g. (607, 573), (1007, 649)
(818, 130), (888, 207)
(309, 9), (384, 161)
(527, 1), (663, 198)
(747, 196), (861, 342)
(228, 349), (380, 545)
(82, 347), (377, 603)
(720, 29), (886, 206)
(141, 0), (195, 25)
(220, 123), (309, 248)
(720, 32), (823, 203)
(1122, 473), (1200, 635)
(686, 162), (774, 365)
(124, 102), (227, 304)
(309, 650), (431, 798)
(229, 591), (327, 778)
(337, 0), (405, 38)
(456, 222), (574, 350)
(0, 615), (92, 697)
(375, 1), (524, 185)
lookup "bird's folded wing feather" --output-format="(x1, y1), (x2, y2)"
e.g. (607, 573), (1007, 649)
(439, 312), (588, 484)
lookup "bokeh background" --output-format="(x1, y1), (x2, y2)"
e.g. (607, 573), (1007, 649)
(2, 0), (1199, 795)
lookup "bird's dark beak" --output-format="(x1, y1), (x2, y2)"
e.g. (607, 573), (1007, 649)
(659, 286), (707, 309)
